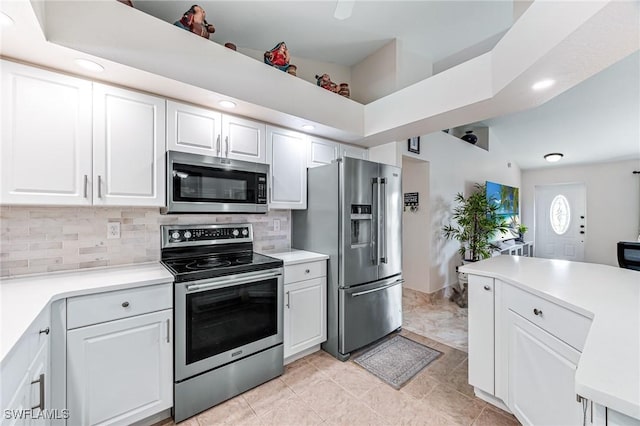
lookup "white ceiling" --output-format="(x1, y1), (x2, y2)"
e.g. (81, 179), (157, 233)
(134, 0), (514, 66)
(485, 51), (640, 170)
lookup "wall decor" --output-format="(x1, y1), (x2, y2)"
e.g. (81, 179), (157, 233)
(173, 5), (215, 39)
(264, 42), (294, 73)
(461, 130), (478, 145)
(408, 137), (420, 154)
(404, 192), (419, 212)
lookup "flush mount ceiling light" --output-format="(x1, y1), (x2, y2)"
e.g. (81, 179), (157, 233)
(532, 79), (555, 91)
(0, 11), (15, 26)
(218, 100), (236, 109)
(544, 153), (564, 163)
(74, 58), (104, 72)
(302, 124), (315, 131)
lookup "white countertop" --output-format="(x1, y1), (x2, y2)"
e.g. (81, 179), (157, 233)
(460, 256), (640, 419)
(262, 249), (329, 266)
(0, 263), (174, 363)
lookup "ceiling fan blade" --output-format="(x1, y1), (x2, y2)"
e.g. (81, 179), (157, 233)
(334, 0), (355, 20)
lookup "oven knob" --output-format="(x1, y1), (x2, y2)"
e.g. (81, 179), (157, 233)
(184, 231), (192, 239)
(232, 229), (239, 237)
(242, 229), (248, 236)
(171, 232), (180, 240)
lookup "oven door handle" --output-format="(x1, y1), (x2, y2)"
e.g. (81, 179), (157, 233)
(185, 271), (282, 293)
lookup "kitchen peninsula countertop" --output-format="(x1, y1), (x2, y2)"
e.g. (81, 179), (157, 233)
(460, 256), (640, 420)
(261, 249), (329, 265)
(0, 263), (174, 363)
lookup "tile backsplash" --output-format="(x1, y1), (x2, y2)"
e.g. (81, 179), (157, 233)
(0, 206), (290, 278)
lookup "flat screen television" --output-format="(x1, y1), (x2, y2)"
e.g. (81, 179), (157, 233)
(486, 180), (519, 240)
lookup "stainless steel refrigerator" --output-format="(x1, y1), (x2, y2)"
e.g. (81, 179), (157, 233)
(292, 157), (403, 360)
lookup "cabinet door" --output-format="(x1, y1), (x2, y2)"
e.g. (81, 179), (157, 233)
(266, 126), (307, 210)
(222, 115), (266, 163)
(66, 310), (173, 426)
(340, 144), (368, 160)
(307, 137), (339, 168)
(284, 277), (327, 358)
(0, 60), (92, 205)
(468, 275), (495, 395)
(167, 101), (222, 156)
(507, 310), (583, 426)
(93, 84), (166, 206)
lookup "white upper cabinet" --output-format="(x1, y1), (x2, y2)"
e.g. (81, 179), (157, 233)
(167, 100), (222, 156)
(266, 126), (307, 210)
(341, 143), (369, 161)
(307, 137), (339, 168)
(222, 115), (266, 164)
(1, 60), (93, 205)
(93, 84), (166, 206)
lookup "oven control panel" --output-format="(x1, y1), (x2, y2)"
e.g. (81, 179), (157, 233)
(162, 224), (252, 246)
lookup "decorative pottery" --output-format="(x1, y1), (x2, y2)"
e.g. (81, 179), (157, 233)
(315, 74), (338, 92)
(338, 83), (350, 98)
(264, 42), (292, 72)
(287, 65), (297, 76)
(174, 5), (215, 39)
(224, 42), (237, 51)
(116, 0), (134, 7)
(461, 130), (478, 144)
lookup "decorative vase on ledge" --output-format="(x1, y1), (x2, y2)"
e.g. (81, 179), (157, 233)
(461, 130), (478, 145)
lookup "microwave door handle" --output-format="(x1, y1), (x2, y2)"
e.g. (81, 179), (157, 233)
(381, 177), (387, 264)
(225, 136), (230, 158)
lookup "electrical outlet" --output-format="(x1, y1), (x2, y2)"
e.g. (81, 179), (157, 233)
(107, 222), (121, 239)
(273, 219), (281, 232)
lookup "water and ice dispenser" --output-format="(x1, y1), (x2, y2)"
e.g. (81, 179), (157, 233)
(350, 204), (372, 247)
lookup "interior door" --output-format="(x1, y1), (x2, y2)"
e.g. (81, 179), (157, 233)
(378, 164), (403, 279)
(534, 183), (586, 261)
(340, 157), (379, 287)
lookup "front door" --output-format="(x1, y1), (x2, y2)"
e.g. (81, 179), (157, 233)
(534, 183), (586, 261)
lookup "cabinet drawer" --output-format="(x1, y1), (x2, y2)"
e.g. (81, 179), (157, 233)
(67, 283), (172, 329)
(503, 283), (591, 352)
(284, 261), (326, 284)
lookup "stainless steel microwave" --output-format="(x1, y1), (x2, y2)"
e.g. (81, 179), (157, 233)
(163, 151), (268, 214)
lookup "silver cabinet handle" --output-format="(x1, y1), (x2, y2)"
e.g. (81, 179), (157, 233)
(83, 175), (88, 198)
(31, 374), (45, 411)
(286, 291), (290, 308)
(39, 327), (50, 335)
(166, 318), (171, 343)
(533, 308), (543, 316)
(483, 285), (491, 291)
(97, 175), (103, 198)
(122, 301), (130, 308)
(305, 269), (310, 274)
(216, 134), (221, 156)
(225, 136), (230, 157)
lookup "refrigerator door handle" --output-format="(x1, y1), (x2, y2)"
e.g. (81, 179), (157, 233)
(372, 177), (380, 265)
(380, 177), (387, 264)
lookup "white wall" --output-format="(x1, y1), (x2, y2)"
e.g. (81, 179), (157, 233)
(368, 141), (402, 167)
(521, 159), (640, 267)
(351, 40), (397, 104)
(402, 129), (521, 292)
(402, 157), (431, 293)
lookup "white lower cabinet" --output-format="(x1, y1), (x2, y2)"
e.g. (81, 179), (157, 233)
(506, 310), (584, 425)
(283, 260), (327, 361)
(66, 309), (172, 426)
(468, 275), (494, 395)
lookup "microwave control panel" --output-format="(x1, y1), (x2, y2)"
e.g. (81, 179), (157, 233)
(257, 174), (267, 204)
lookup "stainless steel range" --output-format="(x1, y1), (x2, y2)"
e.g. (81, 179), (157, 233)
(160, 224), (284, 422)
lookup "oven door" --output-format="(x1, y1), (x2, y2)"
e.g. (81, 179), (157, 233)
(166, 151), (268, 213)
(175, 268), (283, 381)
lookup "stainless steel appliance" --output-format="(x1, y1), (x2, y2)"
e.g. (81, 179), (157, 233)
(160, 224), (284, 422)
(163, 151), (268, 214)
(292, 157), (403, 360)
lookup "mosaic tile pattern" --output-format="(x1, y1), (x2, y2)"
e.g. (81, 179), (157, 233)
(0, 206), (290, 277)
(403, 287), (469, 352)
(155, 330), (520, 426)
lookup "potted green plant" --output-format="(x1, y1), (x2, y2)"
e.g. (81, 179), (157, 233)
(516, 224), (528, 242)
(442, 183), (509, 307)
(442, 183), (509, 262)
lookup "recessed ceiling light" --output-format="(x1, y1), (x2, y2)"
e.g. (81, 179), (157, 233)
(218, 100), (236, 109)
(544, 153), (564, 163)
(302, 124), (315, 131)
(74, 58), (104, 72)
(532, 79), (555, 91)
(0, 11), (15, 26)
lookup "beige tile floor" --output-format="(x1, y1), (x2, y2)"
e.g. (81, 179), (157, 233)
(163, 330), (519, 426)
(403, 288), (469, 352)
